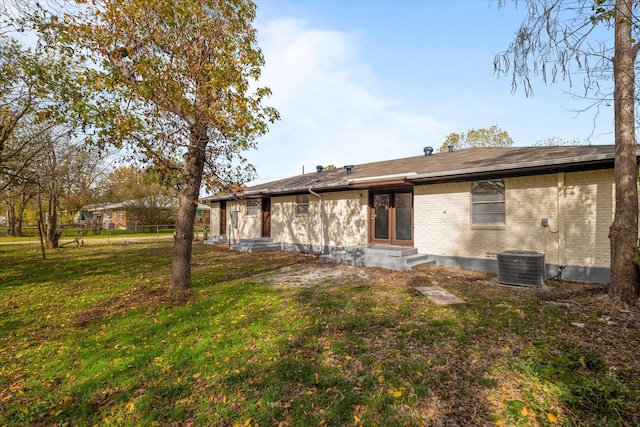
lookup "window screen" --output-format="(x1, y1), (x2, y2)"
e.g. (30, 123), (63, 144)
(471, 180), (505, 224)
(296, 195), (309, 214)
(246, 199), (259, 216)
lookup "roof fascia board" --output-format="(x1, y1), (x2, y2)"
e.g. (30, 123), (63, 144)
(348, 179), (412, 188)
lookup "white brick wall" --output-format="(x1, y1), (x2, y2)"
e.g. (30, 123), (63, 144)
(209, 202), (221, 235)
(271, 190), (369, 248)
(226, 199), (261, 240)
(413, 172), (617, 268)
(564, 169), (614, 267)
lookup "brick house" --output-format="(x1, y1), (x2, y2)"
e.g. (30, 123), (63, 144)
(202, 145), (639, 283)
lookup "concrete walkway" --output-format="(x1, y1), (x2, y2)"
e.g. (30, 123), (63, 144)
(415, 286), (466, 305)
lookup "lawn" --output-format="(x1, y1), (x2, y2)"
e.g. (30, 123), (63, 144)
(1, 242), (639, 426)
(0, 226), (179, 244)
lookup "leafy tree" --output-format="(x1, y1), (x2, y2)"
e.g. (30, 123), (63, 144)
(34, 131), (101, 248)
(533, 137), (583, 147)
(0, 39), (52, 191)
(1, 118), (48, 236)
(1, 176), (38, 236)
(123, 194), (177, 228)
(495, 0), (639, 306)
(102, 166), (151, 204)
(438, 125), (514, 152)
(101, 166), (177, 226)
(40, 0), (278, 290)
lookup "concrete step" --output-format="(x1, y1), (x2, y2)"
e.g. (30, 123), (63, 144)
(230, 238), (280, 252)
(364, 245), (418, 257)
(204, 235), (228, 245)
(231, 244), (281, 252)
(237, 238), (274, 244)
(319, 246), (435, 271)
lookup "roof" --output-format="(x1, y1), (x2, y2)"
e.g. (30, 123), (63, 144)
(203, 145), (632, 201)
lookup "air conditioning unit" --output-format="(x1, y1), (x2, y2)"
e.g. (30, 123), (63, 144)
(497, 250), (545, 287)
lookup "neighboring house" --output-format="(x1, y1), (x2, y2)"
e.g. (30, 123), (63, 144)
(78, 200), (211, 230)
(78, 201), (130, 229)
(202, 145), (640, 283)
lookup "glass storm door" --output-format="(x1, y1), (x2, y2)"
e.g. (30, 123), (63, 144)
(370, 190), (413, 246)
(373, 194), (391, 240)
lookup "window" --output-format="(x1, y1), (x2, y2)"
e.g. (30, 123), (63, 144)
(246, 199), (259, 216)
(471, 180), (505, 224)
(296, 195), (309, 214)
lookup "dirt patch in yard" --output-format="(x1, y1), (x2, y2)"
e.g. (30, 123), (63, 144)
(252, 257), (640, 424)
(257, 259), (640, 367)
(256, 258), (610, 303)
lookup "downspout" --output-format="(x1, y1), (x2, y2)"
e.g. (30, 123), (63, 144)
(309, 188), (324, 254)
(557, 172), (566, 277)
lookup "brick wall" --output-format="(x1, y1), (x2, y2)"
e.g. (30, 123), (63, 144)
(226, 199), (261, 241)
(564, 169), (614, 268)
(209, 202), (221, 235)
(271, 190), (369, 248)
(414, 170), (616, 269)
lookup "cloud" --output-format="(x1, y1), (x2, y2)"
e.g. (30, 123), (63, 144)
(248, 18), (451, 183)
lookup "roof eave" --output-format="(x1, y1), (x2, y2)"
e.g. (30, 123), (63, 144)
(408, 153), (617, 183)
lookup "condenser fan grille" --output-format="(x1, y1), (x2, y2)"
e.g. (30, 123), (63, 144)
(497, 250), (545, 287)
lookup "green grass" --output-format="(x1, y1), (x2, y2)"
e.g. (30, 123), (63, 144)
(0, 242), (638, 426)
(0, 226), (178, 244)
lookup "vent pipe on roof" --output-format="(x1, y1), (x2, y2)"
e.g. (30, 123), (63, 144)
(344, 165), (354, 175)
(316, 165), (323, 173)
(447, 144), (454, 153)
(424, 146), (433, 156)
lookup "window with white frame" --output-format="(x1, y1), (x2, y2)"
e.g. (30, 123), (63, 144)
(296, 195), (309, 214)
(471, 180), (505, 224)
(246, 199), (259, 216)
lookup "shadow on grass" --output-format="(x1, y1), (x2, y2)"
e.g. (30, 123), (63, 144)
(0, 242), (173, 290)
(2, 244), (639, 426)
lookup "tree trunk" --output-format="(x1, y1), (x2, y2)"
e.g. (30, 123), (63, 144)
(6, 204), (16, 237)
(609, 0), (639, 306)
(46, 195), (60, 249)
(169, 120), (208, 292)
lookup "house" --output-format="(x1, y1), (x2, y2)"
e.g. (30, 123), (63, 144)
(202, 145), (640, 283)
(78, 201), (130, 230)
(78, 199), (211, 230)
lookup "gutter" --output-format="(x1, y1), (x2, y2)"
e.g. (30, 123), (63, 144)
(346, 172), (418, 184)
(309, 188), (324, 253)
(407, 153), (617, 183)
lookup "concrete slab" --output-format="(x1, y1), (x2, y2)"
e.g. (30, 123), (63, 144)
(414, 286), (466, 305)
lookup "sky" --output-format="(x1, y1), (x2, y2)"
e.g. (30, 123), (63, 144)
(244, 0), (616, 185)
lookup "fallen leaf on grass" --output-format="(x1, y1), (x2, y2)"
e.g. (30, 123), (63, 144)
(387, 388), (402, 398)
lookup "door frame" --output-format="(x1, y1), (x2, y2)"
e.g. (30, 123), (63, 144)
(369, 188), (414, 247)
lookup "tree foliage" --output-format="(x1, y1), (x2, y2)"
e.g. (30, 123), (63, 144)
(533, 136), (583, 146)
(495, 0), (639, 306)
(34, 131), (102, 248)
(439, 125), (514, 152)
(38, 0), (278, 290)
(101, 166), (177, 226)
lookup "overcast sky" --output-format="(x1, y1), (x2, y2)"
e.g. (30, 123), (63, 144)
(244, 0), (615, 185)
